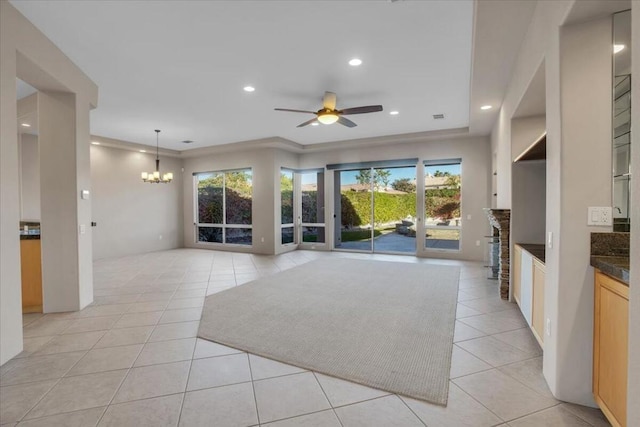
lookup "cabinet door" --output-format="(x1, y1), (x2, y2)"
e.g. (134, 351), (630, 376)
(520, 251), (533, 325)
(594, 271), (628, 427)
(20, 240), (43, 312)
(531, 260), (545, 346)
(513, 246), (522, 305)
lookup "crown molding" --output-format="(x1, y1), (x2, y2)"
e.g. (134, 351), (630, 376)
(89, 134), (181, 157)
(91, 126), (474, 159)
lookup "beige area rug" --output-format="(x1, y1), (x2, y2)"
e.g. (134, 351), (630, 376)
(198, 258), (460, 405)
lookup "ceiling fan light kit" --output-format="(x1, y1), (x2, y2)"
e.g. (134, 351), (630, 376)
(317, 110), (339, 125)
(141, 129), (173, 183)
(275, 91), (383, 128)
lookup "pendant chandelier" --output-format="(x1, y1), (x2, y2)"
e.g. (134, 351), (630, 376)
(141, 129), (173, 183)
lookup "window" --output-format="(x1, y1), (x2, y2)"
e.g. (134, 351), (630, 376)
(281, 169), (295, 245)
(195, 169), (252, 245)
(424, 160), (461, 251)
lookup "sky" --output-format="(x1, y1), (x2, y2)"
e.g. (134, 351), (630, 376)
(337, 164), (461, 185)
(291, 164), (462, 186)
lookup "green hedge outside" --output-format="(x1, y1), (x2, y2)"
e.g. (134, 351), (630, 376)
(340, 189), (460, 227)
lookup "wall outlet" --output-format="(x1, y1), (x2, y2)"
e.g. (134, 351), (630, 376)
(467, 214), (471, 220)
(261, 237), (264, 243)
(475, 240), (480, 246)
(79, 224), (86, 235)
(158, 234), (163, 240)
(547, 231), (553, 249)
(587, 207), (612, 226)
(546, 318), (551, 336)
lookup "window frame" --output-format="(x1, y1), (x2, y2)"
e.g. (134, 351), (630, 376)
(194, 168), (253, 246)
(423, 159), (462, 252)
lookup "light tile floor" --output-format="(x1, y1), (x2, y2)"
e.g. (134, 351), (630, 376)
(0, 249), (611, 427)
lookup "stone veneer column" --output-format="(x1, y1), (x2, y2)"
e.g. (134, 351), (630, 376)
(486, 209), (511, 300)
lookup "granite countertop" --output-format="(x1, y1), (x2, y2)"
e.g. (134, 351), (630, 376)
(518, 243), (545, 263)
(591, 256), (629, 286)
(20, 234), (41, 240)
(590, 232), (630, 286)
(19, 221), (41, 240)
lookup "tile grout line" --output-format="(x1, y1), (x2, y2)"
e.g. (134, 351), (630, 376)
(16, 338), (103, 422)
(175, 331), (199, 427)
(310, 371), (344, 427)
(246, 353), (262, 426)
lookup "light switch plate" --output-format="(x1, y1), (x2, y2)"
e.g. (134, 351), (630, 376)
(587, 207), (613, 226)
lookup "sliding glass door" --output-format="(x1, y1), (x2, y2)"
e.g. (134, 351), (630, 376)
(334, 165), (416, 254)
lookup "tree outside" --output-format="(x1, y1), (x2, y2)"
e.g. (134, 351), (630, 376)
(391, 178), (416, 193)
(355, 169), (391, 191)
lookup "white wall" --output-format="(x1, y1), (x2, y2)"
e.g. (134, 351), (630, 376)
(510, 115), (547, 246)
(491, 0), (622, 406)
(511, 161), (546, 246)
(627, 4), (639, 425)
(511, 115), (546, 161)
(91, 145), (184, 259)
(19, 133), (40, 221)
(298, 136), (491, 261)
(554, 16), (613, 404)
(0, 1), (98, 365)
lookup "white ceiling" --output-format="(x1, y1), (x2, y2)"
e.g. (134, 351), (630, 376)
(9, 0), (537, 152)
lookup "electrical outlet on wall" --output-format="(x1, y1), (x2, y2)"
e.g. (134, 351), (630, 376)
(546, 318), (551, 336)
(587, 207), (613, 226)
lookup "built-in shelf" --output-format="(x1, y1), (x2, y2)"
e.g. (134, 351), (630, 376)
(514, 132), (546, 162)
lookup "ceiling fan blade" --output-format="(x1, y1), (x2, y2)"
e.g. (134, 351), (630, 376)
(274, 108), (317, 114)
(323, 92), (337, 110)
(337, 116), (357, 128)
(297, 117), (319, 128)
(340, 105), (383, 115)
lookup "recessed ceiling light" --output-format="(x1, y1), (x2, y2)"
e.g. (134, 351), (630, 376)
(480, 105), (492, 110)
(614, 44), (625, 54)
(311, 122), (319, 126)
(243, 86), (255, 92)
(139, 150), (146, 153)
(91, 141), (100, 145)
(389, 111), (399, 115)
(348, 58), (362, 66)
(20, 123), (30, 127)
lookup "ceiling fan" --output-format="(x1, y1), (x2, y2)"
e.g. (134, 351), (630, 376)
(275, 91), (383, 128)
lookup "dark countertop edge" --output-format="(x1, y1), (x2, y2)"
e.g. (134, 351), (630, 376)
(20, 235), (41, 240)
(516, 243), (546, 264)
(591, 256), (630, 286)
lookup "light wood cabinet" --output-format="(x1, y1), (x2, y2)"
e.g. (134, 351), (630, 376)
(513, 245), (522, 304)
(20, 239), (43, 313)
(531, 259), (545, 345)
(593, 270), (628, 427)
